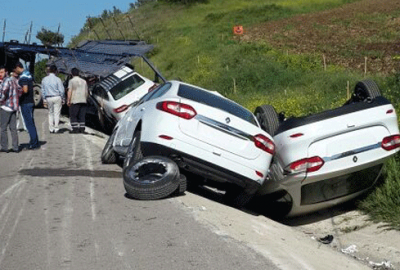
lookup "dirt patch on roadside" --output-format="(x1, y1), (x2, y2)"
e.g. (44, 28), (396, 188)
(245, 0), (400, 74)
(284, 207), (400, 270)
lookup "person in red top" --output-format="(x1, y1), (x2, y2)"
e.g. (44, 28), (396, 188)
(0, 66), (23, 153)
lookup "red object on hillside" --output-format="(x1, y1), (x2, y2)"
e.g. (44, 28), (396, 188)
(233, 25), (244, 35)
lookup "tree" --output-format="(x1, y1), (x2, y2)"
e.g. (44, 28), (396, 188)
(113, 6), (122, 15)
(161, 0), (208, 4)
(34, 59), (48, 83)
(36, 27), (64, 47)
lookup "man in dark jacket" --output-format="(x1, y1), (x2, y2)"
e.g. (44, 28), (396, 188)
(14, 62), (40, 150)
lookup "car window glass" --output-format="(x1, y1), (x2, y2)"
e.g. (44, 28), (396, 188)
(136, 83), (171, 105)
(92, 85), (99, 96)
(100, 88), (109, 100)
(109, 74), (146, 100)
(178, 84), (257, 126)
(147, 83), (172, 101)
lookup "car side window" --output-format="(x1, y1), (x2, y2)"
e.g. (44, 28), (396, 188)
(92, 85), (99, 96)
(99, 87), (109, 100)
(136, 83), (172, 105)
(147, 83), (172, 101)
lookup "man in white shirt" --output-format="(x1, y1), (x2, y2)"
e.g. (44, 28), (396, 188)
(41, 65), (65, 133)
(67, 68), (88, 133)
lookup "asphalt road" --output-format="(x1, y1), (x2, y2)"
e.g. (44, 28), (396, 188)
(0, 108), (277, 270)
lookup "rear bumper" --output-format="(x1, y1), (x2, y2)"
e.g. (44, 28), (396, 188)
(261, 157), (387, 216)
(141, 142), (261, 194)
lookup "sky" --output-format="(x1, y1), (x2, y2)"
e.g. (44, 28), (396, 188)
(0, 0), (135, 48)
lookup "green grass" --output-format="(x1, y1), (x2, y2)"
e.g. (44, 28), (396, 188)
(358, 154), (400, 230)
(71, 0), (400, 229)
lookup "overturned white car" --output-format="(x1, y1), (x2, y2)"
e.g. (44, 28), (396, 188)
(102, 80), (275, 205)
(255, 80), (400, 216)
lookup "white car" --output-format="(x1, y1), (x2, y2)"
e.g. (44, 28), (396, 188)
(102, 80), (275, 205)
(255, 80), (400, 216)
(91, 65), (157, 129)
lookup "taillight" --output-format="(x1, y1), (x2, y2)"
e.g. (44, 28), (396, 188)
(382, 135), (400, 151)
(254, 134), (275, 155)
(113, 104), (129, 113)
(156, 101), (197, 120)
(287, 156), (324, 174)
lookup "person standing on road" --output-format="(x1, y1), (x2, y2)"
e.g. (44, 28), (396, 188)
(0, 66), (7, 84)
(41, 65), (65, 133)
(0, 67), (23, 153)
(67, 68), (88, 133)
(14, 62), (40, 150)
(0, 66), (8, 147)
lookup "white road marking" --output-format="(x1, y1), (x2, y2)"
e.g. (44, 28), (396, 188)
(44, 178), (51, 269)
(84, 139), (96, 221)
(0, 180), (25, 239)
(83, 138), (101, 263)
(72, 133), (76, 162)
(0, 207), (24, 265)
(0, 179), (25, 200)
(61, 184), (73, 270)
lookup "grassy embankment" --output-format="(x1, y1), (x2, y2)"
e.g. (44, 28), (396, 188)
(72, 0), (400, 229)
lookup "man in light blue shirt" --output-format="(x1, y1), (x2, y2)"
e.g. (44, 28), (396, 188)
(41, 65), (65, 133)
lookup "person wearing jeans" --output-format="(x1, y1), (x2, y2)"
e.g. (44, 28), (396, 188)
(0, 69), (23, 152)
(14, 62), (40, 150)
(41, 65), (65, 133)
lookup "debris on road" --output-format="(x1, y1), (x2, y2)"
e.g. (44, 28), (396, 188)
(341, 244), (358, 254)
(317, 234), (334, 244)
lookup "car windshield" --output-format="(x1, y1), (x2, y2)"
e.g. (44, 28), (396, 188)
(109, 74), (146, 100)
(178, 84), (257, 126)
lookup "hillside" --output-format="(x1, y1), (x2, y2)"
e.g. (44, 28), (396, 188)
(246, 0), (400, 74)
(72, 0), (400, 230)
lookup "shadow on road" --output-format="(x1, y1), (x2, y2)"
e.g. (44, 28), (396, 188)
(19, 168), (122, 179)
(180, 173), (360, 226)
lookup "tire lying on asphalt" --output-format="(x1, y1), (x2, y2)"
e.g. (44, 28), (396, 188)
(254, 104), (280, 136)
(101, 131), (118, 164)
(173, 174), (187, 196)
(354, 79), (381, 100)
(123, 156), (181, 200)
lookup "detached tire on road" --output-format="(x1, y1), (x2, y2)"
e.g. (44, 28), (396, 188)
(101, 131), (118, 164)
(254, 105), (280, 136)
(123, 156), (181, 200)
(354, 79), (381, 100)
(173, 174), (187, 196)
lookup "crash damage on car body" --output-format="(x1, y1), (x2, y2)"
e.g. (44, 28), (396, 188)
(103, 80), (275, 206)
(255, 80), (400, 216)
